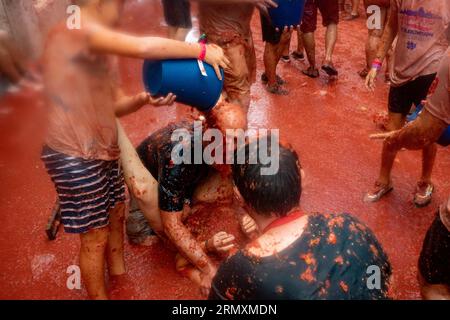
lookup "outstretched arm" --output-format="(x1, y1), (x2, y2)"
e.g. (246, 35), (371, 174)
(161, 211), (217, 296)
(86, 24), (229, 79)
(114, 88), (176, 117)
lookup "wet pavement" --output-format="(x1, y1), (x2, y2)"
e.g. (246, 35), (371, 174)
(0, 0), (448, 299)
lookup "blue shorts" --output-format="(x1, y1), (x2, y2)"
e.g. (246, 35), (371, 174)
(41, 146), (126, 234)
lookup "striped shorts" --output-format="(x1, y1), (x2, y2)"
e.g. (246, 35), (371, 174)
(41, 146), (126, 234)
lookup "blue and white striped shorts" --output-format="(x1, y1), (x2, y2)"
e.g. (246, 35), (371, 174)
(41, 146), (126, 234)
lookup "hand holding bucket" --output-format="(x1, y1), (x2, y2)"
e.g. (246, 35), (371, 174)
(142, 59), (224, 112)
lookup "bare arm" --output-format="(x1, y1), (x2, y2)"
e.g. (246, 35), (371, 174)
(86, 24), (229, 79)
(114, 88), (176, 117)
(365, 2), (398, 90)
(161, 210), (215, 275)
(376, 2), (398, 62)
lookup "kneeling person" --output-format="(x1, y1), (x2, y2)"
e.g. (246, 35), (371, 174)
(210, 137), (392, 300)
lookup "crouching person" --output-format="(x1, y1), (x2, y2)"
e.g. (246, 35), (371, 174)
(210, 137), (392, 300)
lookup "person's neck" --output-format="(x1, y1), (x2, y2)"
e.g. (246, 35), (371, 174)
(254, 207), (303, 233)
(254, 215), (277, 233)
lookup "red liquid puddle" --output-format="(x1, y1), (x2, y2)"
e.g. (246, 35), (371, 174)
(0, 0), (449, 299)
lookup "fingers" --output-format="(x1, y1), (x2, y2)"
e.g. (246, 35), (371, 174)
(369, 131), (397, 140)
(365, 69), (377, 91)
(221, 55), (231, 70)
(266, 0), (278, 8)
(365, 76), (373, 91)
(211, 232), (236, 252)
(214, 232), (235, 244)
(244, 224), (257, 234)
(149, 93), (176, 106)
(213, 64), (223, 81)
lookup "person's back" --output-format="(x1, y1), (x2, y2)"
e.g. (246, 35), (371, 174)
(210, 212), (392, 300)
(43, 22), (120, 160)
(198, 3), (254, 41)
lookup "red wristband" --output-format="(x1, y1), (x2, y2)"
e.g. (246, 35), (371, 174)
(198, 43), (206, 61)
(372, 58), (382, 71)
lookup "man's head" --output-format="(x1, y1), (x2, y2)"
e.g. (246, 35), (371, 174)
(232, 137), (302, 219)
(206, 102), (247, 135)
(202, 102), (247, 171)
(73, 0), (124, 26)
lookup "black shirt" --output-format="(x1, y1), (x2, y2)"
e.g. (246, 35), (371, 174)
(136, 121), (209, 212)
(209, 212), (392, 300)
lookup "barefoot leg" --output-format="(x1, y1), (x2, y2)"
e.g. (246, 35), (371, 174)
(79, 227), (109, 300)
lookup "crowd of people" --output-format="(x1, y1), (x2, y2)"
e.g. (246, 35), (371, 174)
(1, 0), (448, 300)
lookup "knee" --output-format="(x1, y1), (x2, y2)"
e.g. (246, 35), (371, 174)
(80, 227), (109, 249)
(128, 176), (156, 204)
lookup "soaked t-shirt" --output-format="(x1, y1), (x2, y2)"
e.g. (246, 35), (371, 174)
(43, 23), (120, 160)
(198, 3), (254, 44)
(210, 213), (392, 300)
(425, 49), (450, 125)
(136, 121), (208, 212)
(390, 0), (450, 86)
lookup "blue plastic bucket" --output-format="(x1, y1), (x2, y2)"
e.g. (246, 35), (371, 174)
(142, 59), (224, 111)
(268, 0), (305, 29)
(407, 105), (450, 147)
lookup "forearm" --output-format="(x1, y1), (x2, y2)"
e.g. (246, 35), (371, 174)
(162, 211), (214, 274)
(115, 95), (146, 117)
(88, 24), (203, 60)
(375, 8), (397, 62)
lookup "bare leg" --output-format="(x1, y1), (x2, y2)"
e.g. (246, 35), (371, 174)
(264, 43), (280, 87)
(297, 30), (305, 53)
(116, 120), (163, 235)
(263, 33), (291, 93)
(282, 33), (291, 57)
(79, 227), (109, 300)
(420, 144), (437, 185)
(366, 109), (447, 202)
(107, 202), (126, 276)
(323, 23), (337, 66)
(303, 32), (316, 68)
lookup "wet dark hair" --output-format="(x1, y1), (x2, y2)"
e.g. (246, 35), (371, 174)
(232, 136), (301, 217)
